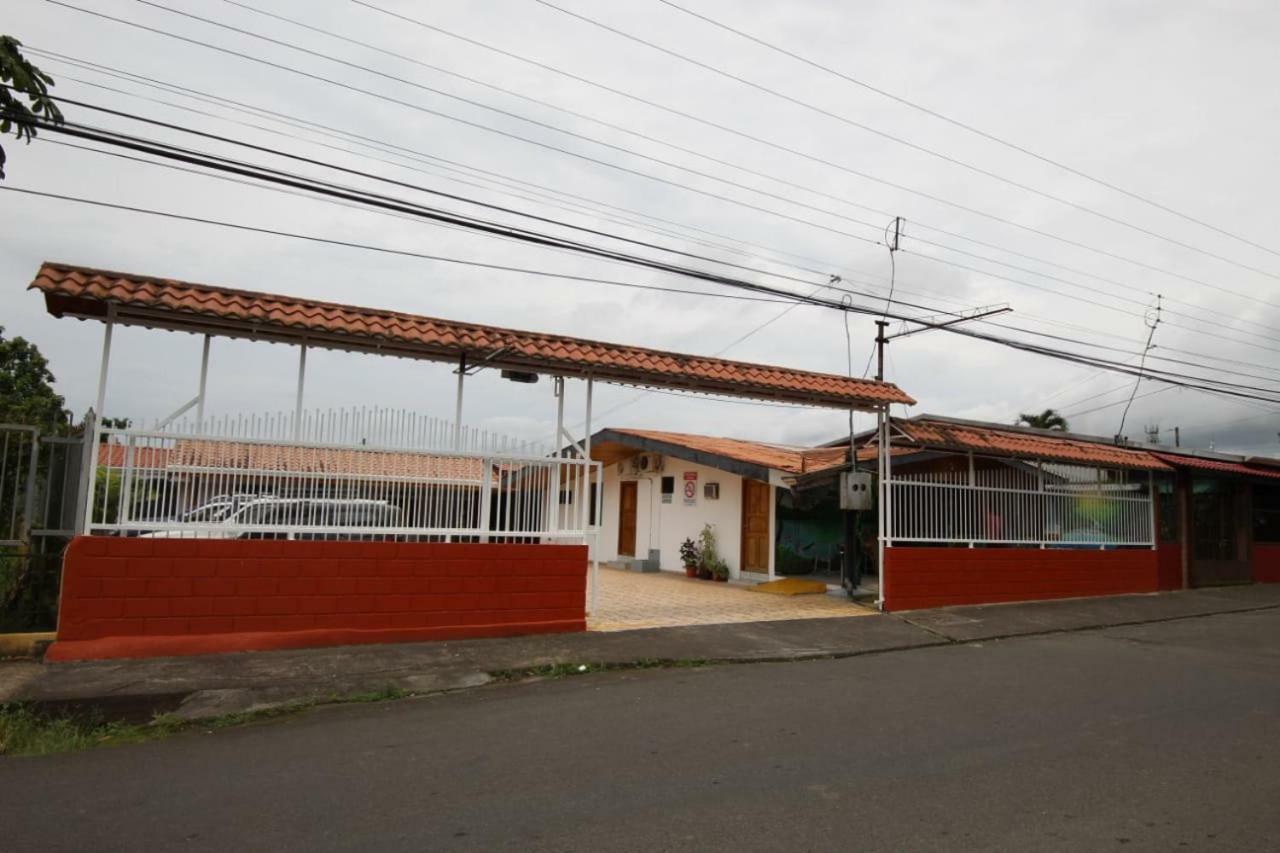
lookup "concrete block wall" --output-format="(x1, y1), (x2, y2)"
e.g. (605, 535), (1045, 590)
(882, 546), (1161, 611)
(49, 537), (587, 661)
(1252, 543), (1280, 584)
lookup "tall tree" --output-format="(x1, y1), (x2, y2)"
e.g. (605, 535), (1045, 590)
(0, 326), (70, 431)
(0, 35), (65, 179)
(1017, 409), (1069, 431)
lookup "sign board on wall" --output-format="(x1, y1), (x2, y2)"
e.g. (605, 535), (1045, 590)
(683, 471), (698, 506)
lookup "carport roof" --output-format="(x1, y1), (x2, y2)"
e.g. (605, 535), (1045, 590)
(30, 262), (914, 410)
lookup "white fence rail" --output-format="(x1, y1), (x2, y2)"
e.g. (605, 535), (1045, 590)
(87, 408), (601, 542)
(888, 459), (1154, 547)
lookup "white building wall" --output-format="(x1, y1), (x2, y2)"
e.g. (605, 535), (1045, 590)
(598, 457), (776, 579)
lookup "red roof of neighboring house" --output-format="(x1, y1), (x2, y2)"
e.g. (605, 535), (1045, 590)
(99, 441), (490, 481)
(891, 419), (1169, 471)
(595, 428), (848, 476)
(97, 444), (172, 468)
(31, 262), (913, 410)
(1152, 451), (1280, 481)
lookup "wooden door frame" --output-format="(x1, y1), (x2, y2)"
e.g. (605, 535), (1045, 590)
(618, 480), (638, 557)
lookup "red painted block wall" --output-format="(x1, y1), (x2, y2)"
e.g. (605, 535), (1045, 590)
(1156, 543), (1183, 591)
(1252, 543), (1280, 584)
(882, 546), (1161, 612)
(48, 537), (587, 661)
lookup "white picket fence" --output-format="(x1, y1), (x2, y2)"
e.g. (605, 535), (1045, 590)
(87, 408), (601, 542)
(887, 458), (1155, 547)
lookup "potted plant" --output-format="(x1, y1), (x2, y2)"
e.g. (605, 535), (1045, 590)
(697, 524), (723, 581)
(679, 538), (700, 578)
(709, 555), (730, 582)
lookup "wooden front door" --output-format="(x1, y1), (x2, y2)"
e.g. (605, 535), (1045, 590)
(618, 481), (638, 557)
(741, 479), (771, 574)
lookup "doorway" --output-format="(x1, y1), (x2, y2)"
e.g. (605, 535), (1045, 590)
(1190, 477), (1251, 586)
(741, 479), (771, 574)
(618, 480), (638, 557)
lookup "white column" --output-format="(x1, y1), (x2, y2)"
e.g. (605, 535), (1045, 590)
(585, 377), (598, 614)
(94, 312), (115, 418)
(196, 334), (211, 430)
(454, 354), (466, 450)
(293, 344), (307, 440)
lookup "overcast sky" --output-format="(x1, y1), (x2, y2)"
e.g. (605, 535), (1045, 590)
(3, 0), (1278, 454)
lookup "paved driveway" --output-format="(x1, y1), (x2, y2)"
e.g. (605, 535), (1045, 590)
(588, 567), (871, 631)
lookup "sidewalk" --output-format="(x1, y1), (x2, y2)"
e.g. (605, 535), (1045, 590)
(4, 585), (1279, 722)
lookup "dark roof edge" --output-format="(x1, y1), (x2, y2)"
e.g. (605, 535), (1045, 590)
(590, 429), (775, 482)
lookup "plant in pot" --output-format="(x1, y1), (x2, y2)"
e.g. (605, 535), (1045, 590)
(696, 524), (721, 581)
(679, 538), (700, 578)
(708, 555), (730, 582)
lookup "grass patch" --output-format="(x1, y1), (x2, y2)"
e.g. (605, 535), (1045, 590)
(489, 658), (711, 682)
(0, 684), (414, 757)
(0, 704), (182, 756)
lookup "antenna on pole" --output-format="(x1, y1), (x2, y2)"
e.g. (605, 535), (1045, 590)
(1116, 294), (1162, 442)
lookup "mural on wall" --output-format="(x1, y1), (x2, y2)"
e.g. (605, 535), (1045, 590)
(774, 489), (845, 575)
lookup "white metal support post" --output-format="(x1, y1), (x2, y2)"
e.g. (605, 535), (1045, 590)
(94, 307), (115, 418)
(584, 377), (598, 615)
(876, 403), (889, 611)
(293, 344), (307, 441)
(1148, 470), (1157, 550)
(196, 334), (211, 430)
(454, 353), (466, 450)
(550, 376), (565, 540)
(84, 310), (115, 534)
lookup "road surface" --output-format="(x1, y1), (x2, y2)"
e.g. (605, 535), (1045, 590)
(4, 609), (1279, 851)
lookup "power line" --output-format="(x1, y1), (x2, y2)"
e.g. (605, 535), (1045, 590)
(532, 0), (1280, 283)
(653, 0), (1280, 262)
(1, 185), (808, 306)
(45, 0), (1280, 338)
(353, 0), (1280, 314)
(39, 81), (1280, 360)
(30, 100), (1280, 402)
(12, 148), (1280, 406)
(218, 0), (1280, 338)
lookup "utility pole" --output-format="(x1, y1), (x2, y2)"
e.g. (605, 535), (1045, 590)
(874, 320), (889, 382)
(1173, 426), (1180, 447)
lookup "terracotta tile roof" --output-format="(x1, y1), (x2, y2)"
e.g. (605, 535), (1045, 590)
(100, 441), (489, 481)
(1152, 451), (1280, 481)
(893, 419), (1169, 471)
(600, 428), (848, 475)
(97, 444), (172, 468)
(31, 262), (913, 410)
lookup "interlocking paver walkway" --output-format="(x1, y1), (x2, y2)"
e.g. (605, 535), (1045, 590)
(588, 567), (872, 632)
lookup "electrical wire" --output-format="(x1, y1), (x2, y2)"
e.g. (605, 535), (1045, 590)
(653, 0), (1280, 262)
(532, 0), (1280, 282)
(354, 0), (1280, 314)
(33, 5), (1280, 342)
(55, 0), (1280, 322)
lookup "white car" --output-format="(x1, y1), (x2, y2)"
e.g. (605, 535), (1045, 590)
(142, 498), (399, 539)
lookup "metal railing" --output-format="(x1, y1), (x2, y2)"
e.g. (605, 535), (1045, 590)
(887, 457), (1154, 547)
(87, 408), (602, 542)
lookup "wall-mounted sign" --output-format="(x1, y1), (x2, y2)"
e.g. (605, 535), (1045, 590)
(683, 471), (698, 506)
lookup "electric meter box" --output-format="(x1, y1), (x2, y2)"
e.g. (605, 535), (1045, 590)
(839, 470), (874, 510)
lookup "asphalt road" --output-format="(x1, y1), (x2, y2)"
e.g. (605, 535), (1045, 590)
(4, 609), (1279, 852)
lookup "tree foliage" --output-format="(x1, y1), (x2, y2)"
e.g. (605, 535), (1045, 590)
(0, 325), (69, 431)
(1017, 408), (1069, 431)
(0, 35), (65, 180)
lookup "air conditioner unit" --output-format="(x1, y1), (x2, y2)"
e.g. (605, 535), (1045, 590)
(629, 453), (664, 474)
